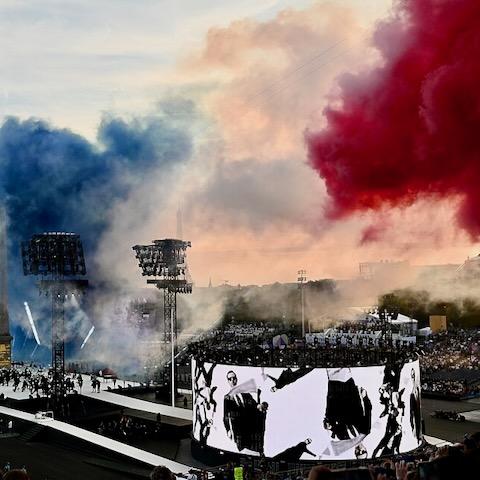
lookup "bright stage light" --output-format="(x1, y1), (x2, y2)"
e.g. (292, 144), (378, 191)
(24, 301), (41, 345)
(80, 325), (95, 349)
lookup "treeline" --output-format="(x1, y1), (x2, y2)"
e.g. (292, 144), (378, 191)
(379, 289), (480, 328)
(220, 280), (337, 328)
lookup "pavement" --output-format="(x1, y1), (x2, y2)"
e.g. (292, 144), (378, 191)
(421, 397), (480, 443)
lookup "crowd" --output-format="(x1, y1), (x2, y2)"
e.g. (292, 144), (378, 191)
(185, 326), (480, 400)
(0, 366), (52, 398)
(1, 432), (480, 480)
(0, 325), (480, 478)
(0, 466), (29, 480)
(420, 330), (480, 373)
(419, 329), (480, 398)
(96, 414), (161, 441)
(186, 332), (417, 369)
(150, 430), (480, 479)
(0, 364), (123, 400)
(431, 410), (466, 422)
(0, 365), (87, 399)
(421, 379), (469, 397)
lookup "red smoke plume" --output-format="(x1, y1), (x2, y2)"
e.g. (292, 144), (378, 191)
(307, 0), (480, 239)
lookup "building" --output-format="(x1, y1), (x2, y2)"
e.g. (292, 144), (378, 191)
(456, 254), (480, 280)
(358, 260), (410, 280)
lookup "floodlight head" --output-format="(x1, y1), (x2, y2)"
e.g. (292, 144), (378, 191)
(133, 238), (191, 278)
(21, 232), (86, 277)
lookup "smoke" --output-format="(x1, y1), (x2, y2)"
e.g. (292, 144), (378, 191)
(188, 158), (318, 232)
(0, 110), (191, 249)
(182, 1), (373, 162)
(0, 101), (195, 361)
(307, 0), (480, 239)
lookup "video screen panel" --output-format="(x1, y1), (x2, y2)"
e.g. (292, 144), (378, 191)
(192, 359), (422, 460)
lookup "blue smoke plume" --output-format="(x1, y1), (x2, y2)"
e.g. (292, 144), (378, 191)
(0, 104), (194, 361)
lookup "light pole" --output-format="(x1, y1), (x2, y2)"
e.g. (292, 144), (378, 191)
(297, 269), (307, 337)
(21, 232), (88, 416)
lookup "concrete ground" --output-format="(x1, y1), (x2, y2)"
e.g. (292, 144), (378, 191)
(421, 397), (480, 443)
(0, 436), (151, 480)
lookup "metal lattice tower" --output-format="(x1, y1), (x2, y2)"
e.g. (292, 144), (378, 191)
(133, 239), (192, 343)
(0, 207), (12, 367)
(377, 308), (394, 345)
(133, 239), (192, 405)
(21, 232), (88, 414)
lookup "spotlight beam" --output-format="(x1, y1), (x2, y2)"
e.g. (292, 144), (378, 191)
(80, 325), (95, 349)
(24, 301), (41, 345)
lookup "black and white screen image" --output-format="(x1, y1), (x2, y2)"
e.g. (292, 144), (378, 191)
(192, 359), (422, 460)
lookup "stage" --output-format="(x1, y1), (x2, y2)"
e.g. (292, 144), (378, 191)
(0, 373), (191, 421)
(0, 404), (192, 474)
(81, 389), (192, 421)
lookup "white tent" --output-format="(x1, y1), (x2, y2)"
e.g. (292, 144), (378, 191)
(390, 313), (418, 325)
(418, 326), (432, 336)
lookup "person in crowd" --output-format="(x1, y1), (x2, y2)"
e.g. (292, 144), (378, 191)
(3, 470), (30, 480)
(307, 466), (332, 480)
(150, 465), (176, 480)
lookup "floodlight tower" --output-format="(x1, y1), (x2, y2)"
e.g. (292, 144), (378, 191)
(132, 239), (192, 406)
(297, 269), (307, 337)
(21, 232), (88, 414)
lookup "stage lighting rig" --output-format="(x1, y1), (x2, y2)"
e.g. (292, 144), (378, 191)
(132, 238), (192, 406)
(133, 239), (192, 343)
(21, 232), (88, 415)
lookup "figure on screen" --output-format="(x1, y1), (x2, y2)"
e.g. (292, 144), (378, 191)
(266, 366), (314, 392)
(223, 370), (268, 454)
(373, 363), (406, 457)
(354, 443), (368, 459)
(409, 368), (422, 442)
(324, 368), (372, 441)
(272, 438), (316, 461)
(253, 401), (269, 454)
(195, 363), (218, 412)
(372, 405), (403, 457)
(193, 362), (217, 445)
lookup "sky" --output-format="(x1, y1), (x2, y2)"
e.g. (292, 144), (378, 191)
(1, 0), (479, 297)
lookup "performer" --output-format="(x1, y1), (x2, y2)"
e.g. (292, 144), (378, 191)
(409, 369), (422, 442)
(223, 370), (267, 453)
(253, 401), (269, 455)
(194, 363), (218, 413)
(372, 406), (403, 457)
(373, 363), (407, 457)
(266, 366), (314, 392)
(324, 368), (372, 441)
(273, 438), (316, 461)
(195, 404), (213, 446)
(354, 443), (368, 459)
